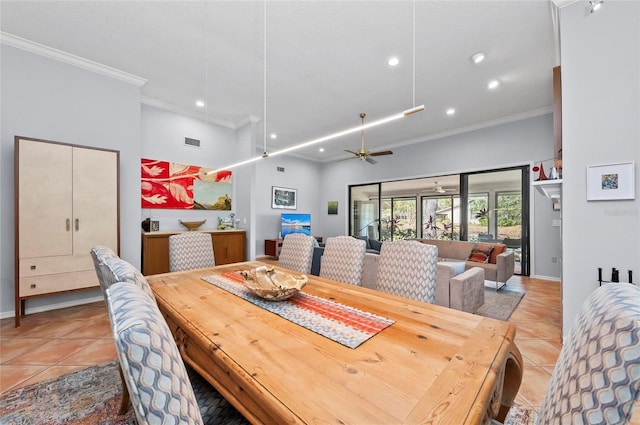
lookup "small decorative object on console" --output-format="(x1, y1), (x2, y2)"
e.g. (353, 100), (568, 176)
(240, 266), (307, 301)
(179, 219), (206, 231)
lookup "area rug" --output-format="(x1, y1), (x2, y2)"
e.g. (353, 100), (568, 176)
(474, 288), (524, 321)
(0, 360), (136, 425)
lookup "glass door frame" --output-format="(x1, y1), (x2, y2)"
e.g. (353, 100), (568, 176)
(348, 183), (382, 239)
(460, 165), (530, 275)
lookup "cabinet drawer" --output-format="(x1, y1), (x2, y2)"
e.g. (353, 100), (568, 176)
(19, 255), (93, 277)
(19, 270), (98, 297)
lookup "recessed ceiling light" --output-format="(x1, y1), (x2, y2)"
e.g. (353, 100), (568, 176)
(487, 80), (500, 90)
(195, 100), (205, 108)
(270, 133), (277, 139)
(319, 147), (325, 152)
(446, 108), (456, 115)
(387, 56), (400, 66)
(469, 52), (485, 64)
(590, 0), (604, 13)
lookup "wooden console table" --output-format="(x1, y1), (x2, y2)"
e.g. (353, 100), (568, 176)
(141, 229), (246, 275)
(264, 236), (322, 258)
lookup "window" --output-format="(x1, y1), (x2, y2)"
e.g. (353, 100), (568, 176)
(380, 197), (416, 241)
(467, 193), (490, 241)
(421, 195), (460, 240)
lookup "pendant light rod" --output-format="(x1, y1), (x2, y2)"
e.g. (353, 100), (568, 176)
(263, 0), (268, 156)
(412, 0), (416, 108)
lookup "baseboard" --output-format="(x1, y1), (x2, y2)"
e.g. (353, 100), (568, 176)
(0, 296), (104, 320)
(532, 274), (561, 282)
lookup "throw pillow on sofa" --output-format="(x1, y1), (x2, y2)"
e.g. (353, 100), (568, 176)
(467, 243), (494, 263)
(488, 244), (505, 264)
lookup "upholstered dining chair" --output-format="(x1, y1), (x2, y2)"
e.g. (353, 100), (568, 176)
(102, 257), (156, 302)
(106, 282), (249, 425)
(168, 232), (215, 272)
(376, 240), (438, 304)
(99, 256), (157, 414)
(89, 245), (118, 292)
(495, 282), (640, 425)
(278, 233), (316, 274)
(319, 236), (367, 286)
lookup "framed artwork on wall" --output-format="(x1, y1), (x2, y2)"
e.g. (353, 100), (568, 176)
(141, 158), (232, 210)
(586, 161), (635, 201)
(328, 201), (338, 215)
(272, 186), (297, 209)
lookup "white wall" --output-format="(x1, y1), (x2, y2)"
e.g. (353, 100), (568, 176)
(254, 154), (322, 257)
(560, 1), (639, 336)
(0, 45), (141, 317)
(317, 113), (562, 279)
(140, 104), (239, 231)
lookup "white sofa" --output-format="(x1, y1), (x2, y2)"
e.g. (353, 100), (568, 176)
(413, 239), (515, 290)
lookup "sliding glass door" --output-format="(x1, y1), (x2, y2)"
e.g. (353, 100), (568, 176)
(348, 167), (530, 275)
(380, 197), (417, 241)
(461, 167), (529, 275)
(349, 184), (380, 240)
(421, 195), (461, 240)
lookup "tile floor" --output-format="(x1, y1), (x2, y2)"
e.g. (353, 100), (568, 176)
(1, 273), (638, 423)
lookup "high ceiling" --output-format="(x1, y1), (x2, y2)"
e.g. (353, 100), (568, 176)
(0, 1), (558, 162)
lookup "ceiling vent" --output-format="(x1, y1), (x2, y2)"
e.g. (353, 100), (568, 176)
(184, 137), (200, 148)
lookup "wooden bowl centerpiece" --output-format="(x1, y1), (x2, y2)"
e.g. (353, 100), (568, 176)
(179, 219), (206, 231)
(240, 266), (307, 301)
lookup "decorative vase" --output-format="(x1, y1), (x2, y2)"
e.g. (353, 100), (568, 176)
(536, 162), (548, 181)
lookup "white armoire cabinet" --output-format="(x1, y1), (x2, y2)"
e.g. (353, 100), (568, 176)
(14, 137), (119, 326)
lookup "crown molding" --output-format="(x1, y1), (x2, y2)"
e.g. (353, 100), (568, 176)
(141, 96), (237, 129)
(237, 115), (262, 127)
(551, 0), (578, 8)
(1, 32), (147, 87)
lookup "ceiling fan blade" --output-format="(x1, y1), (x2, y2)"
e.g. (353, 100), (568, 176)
(336, 156), (358, 162)
(369, 150), (393, 157)
(344, 149), (358, 155)
(365, 156), (378, 164)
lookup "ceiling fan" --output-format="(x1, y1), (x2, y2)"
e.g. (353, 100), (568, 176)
(433, 181), (456, 193)
(340, 113), (393, 164)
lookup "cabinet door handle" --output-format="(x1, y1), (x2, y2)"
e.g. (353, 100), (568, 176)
(66, 218), (71, 231)
(75, 218), (79, 231)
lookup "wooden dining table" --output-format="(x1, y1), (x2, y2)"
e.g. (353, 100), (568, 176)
(147, 261), (523, 425)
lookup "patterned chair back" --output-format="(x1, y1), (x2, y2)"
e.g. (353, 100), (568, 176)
(376, 240), (438, 304)
(106, 282), (204, 425)
(89, 245), (118, 292)
(537, 283), (640, 424)
(278, 233), (316, 274)
(319, 236), (367, 286)
(103, 257), (156, 302)
(169, 232), (215, 272)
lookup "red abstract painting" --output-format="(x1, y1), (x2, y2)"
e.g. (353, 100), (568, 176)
(141, 158), (232, 210)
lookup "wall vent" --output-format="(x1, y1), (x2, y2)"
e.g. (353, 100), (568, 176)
(184, 137), (201, 148)
(277, 166), (285, 172)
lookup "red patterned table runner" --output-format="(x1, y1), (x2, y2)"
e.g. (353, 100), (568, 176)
(202, 272), (394, 349)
